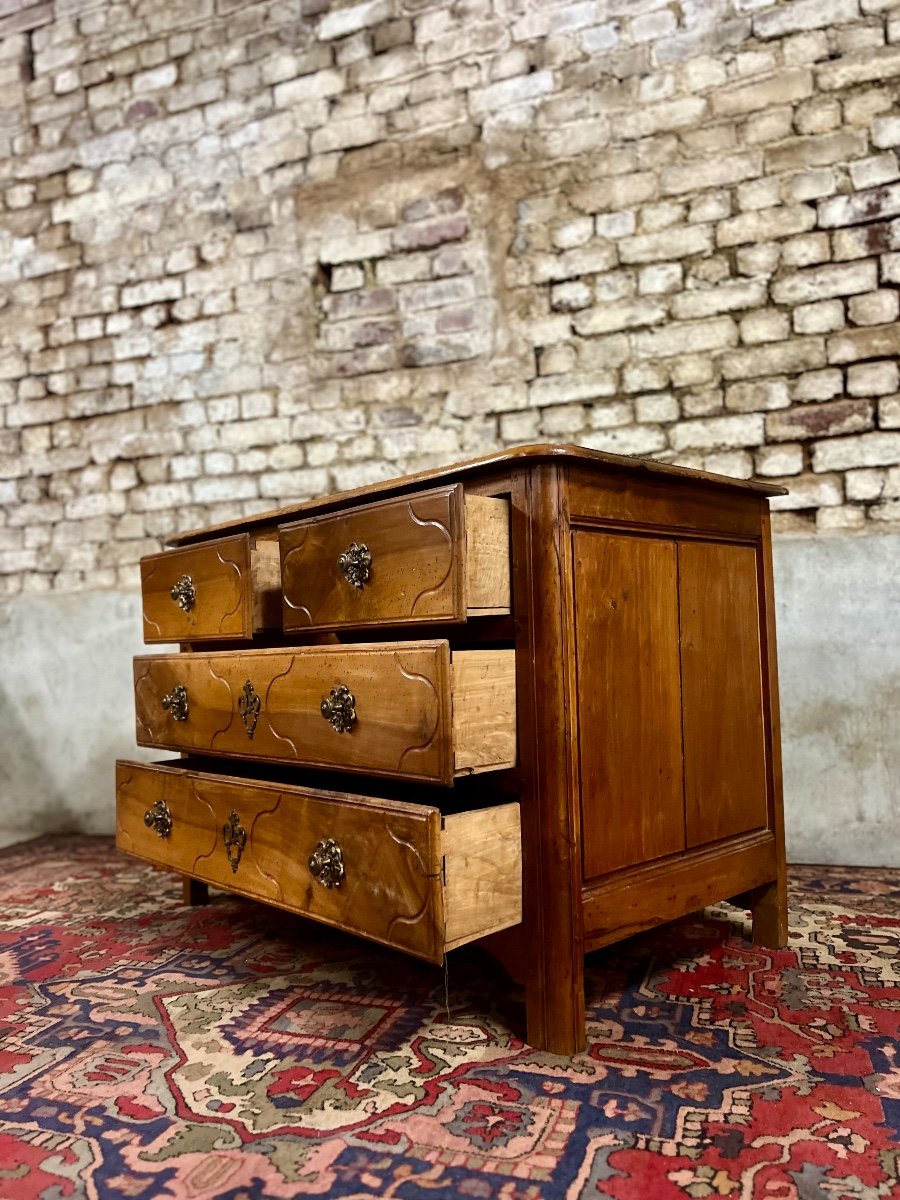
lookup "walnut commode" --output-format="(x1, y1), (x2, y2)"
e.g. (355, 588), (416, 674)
(116, 443), (788, 1055)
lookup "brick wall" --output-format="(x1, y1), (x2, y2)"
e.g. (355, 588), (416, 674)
(3, 0), (900, 594)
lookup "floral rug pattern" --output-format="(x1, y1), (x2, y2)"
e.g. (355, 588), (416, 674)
(0, 837), (898, 1198)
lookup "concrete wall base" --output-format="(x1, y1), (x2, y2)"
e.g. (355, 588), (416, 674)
(773, 532), (899, 868)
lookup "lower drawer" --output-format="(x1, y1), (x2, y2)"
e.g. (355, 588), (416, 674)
(115, 759), (522, 965)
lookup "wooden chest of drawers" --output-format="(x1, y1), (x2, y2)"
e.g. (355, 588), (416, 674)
(116, 444), (788, 1055)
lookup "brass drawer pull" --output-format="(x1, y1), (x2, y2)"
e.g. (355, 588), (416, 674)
(161, 684), (189, 722)
(223, 810), (246, 873)
(337, 542), (371, 588)
(170, 574), (195, 612)
(238, 680), (260, 739)
(144, 798), (172, 838)
(309, 837), (344, 888)
(320, 684), (356, 733)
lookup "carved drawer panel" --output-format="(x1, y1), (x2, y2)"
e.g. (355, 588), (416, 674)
(116, 759), (522, 964)
(279, 483), (510, 632)
(133, 642), (516, 785)
(140, 533), (281, 644)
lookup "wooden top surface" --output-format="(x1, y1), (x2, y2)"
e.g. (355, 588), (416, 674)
(168, 442), (788, 546)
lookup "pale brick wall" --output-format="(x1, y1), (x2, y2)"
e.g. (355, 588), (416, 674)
(3, 0), (900, 593)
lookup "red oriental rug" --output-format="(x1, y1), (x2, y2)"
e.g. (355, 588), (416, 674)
(0, 836), (898, 1199)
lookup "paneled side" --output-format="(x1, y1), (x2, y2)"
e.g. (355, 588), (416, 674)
(679, 541), (769, 847)
(573, 530), (685, 880)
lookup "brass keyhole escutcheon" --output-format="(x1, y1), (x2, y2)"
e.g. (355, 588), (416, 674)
(223, 811), (246, 873)
(238, 680), (260, 739)
(309, 838), (344, 889)
(337, 542), (371, 589)
(144, 798), (173, 838)
(170, 575), (195, 612)
(320, 685), (356, 734)
(161, 684), (189, 722)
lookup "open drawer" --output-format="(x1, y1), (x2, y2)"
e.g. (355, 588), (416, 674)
(279, 483), (510, 632)
(115, 759), (522, 964)
(133, 642), (517, 785)
(140, 533), (281, 644)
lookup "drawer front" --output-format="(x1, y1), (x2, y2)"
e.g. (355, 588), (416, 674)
(279, 484), (510, 632)
(116, 760), (523, 963)
(140, 534), (281, 644)
(141, 534), (250, 643)
(135, 643), (518, 785)
(116, 759), (446, 960)
(135, 643), (451, 782)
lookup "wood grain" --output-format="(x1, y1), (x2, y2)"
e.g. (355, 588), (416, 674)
(280, 484), (462, 631)
(465, 495), (511, 613)
(582, 832), (778, 951)
(133, 643), (516, 784)
(570, 465), (766, 538)
(134, 643), (449, 782)
(116, 759), (446, 961)
(116, 759), (523, 962)
(680, 540), (769, 847)
(123, 444), (790, 1057)
(451, 649), (517, 774)
(141, 534), (280, 643)
(250, 538), (282, 631)
(443, 803), (522, 949)
(574, 530), (686, 879)
(507, 462), (586, 1056)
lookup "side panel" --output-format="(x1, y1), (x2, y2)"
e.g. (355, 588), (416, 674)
(573, 530), (686, 879)
(679, 540), (769, 847)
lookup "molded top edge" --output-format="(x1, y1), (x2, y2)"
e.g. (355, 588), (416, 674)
(167, 442), (788, 546)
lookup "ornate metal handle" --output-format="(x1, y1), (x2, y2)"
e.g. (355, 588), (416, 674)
(170, 574), (195, 611)
(320, 684), (356, 733)
(223, 810), (246, 873)
(161, 684), (189, 722)
(337, 542), (371, 588)
(238, 680), (260, 739)
(309, 838), (344, 888)
(143, 798), (172, 838)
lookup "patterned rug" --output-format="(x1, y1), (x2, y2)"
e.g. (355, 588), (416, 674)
(0, 837), (898, 1199)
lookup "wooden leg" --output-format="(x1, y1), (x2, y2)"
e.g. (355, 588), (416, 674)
(182, 877), (209, 906)
(479, 926), (586, 1054)
(525, 957), (585, 1056)
(745, 877), (788, 948)
(509, 466), (586, 1058)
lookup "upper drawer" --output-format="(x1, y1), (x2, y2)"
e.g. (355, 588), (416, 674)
(133, 642), (516, 786)
(279, 484), (510, 633)
(140, 534), (281, 644)
(116, 758), (522, 965)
